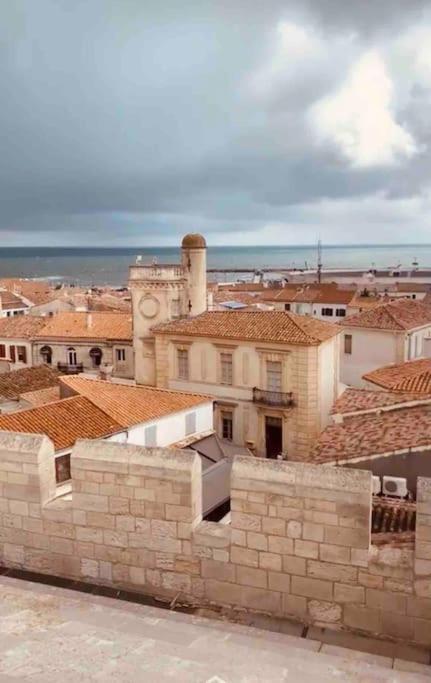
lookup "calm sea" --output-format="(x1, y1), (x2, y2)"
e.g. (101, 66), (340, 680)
(0, 244), (430, 286)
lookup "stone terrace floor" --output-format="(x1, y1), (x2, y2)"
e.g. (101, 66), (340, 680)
(0, 574), (430, 682)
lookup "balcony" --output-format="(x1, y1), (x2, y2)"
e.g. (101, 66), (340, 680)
(57, 362), (84, 375)
(252, 387), (294, 408)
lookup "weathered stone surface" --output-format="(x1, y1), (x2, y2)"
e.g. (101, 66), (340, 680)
(308, 600), (342, 623)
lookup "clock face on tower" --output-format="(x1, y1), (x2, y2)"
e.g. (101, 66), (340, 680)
(139, 293), (160, 319)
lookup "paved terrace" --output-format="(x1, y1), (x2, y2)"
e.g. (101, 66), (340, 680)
(0, 574), (430, 681)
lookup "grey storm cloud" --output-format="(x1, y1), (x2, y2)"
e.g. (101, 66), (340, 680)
(1, 0), (431, 245)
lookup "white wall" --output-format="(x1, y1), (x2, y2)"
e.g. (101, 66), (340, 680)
(318, 337), (339, 427)
(340, 328), (400, 387)
(127, 401), (213, 447)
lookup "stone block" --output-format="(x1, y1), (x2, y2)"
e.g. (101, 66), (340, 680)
(380, 612), (414, 640)
(43, 520), (75, 539)
(307, 561), (357, 584)
(230, 545), (259, 568)
(282, 593), (307, 618)
(294, 539), (318, 559)
(268, 536), (294, 555)
(135, 518), (151, 534)
(344, 604), (381, 633)
(202, 559), (236, 582)
(407, 596), (431, 619)
(262, 517), (285, 536)
(151, 519), (177, 537)
(129, 566), (146, 584)
(112, 563), (130, 583)
(247, 531), (267, 551)
(366, 589), (407, 614)
(414, 578), (431, 598)
(287, 521), (302, 539)
(165, 504), (192, 522)
(103, 530), (128, 548)
(383, 578), (412, 595)
(240, 586), (282, 613)
(231, 511), (262, 531)
(319, 543), (351, 565)
(193, 522), (231, 548)
(283, 555), (306, 576)
(237, 565), (267, 589)
(414, 559), (431, 576)
(324, 525), (369, 549)
(259, 552), (282, 572)
(49, 537), (74, 555)
(116, 515), (135, 532)
(414, 618), (431, 646)
(162, 571), (192, 594)
(205, 579), (243, 605)
(8, 500), (28, 516)
(291, 576), (333, 601)
(81, 558), (99, 579)
(415, 541), (431, 560)
(109, 497), (130, 515)
(302, 522), (324, 542)
(73, 493), (109, 513)
(231, 528), (246, 546)
(76, 526), (104, 544)
(334, 583), (365, 604)
(308, 600), (342, 624)
(3, 543), (24, 564)
(129, 533), (182, 554)
(268, 571), (290, 593)
(350, 548), (369, 568)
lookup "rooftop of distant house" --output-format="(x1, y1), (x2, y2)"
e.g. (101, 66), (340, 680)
(20, 385), (61, 408)
(312, 403), (431, 465)
(0, 278), (53, 306)
(340, 298), (431, 331)
(331, 387), (431, 415)
(60, 375), (212, 428)
(260, 283), (357, 306)
(0, 315), (48, 339)
(34, 311), (133, 342)
(0, 365), (61, 401)
(0, 290), (28, 311)
(154, 310), (340, 346)
(395, 282), (431, 293)
(363, 358), (431, 393)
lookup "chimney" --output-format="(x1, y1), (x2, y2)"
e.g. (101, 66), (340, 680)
(99, 363), (113, 381)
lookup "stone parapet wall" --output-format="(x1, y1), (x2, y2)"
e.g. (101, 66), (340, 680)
(0, 432), (430, 646)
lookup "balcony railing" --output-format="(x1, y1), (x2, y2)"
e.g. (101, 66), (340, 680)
(57, 362), (84, 375)
(252, 387), (294, 408)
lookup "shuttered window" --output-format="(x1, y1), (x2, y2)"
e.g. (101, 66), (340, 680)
(267, 361), (282, 392)
(0, 344), (5, 358)
(220, 352), (233, 385)
(177, 349), (189, 379)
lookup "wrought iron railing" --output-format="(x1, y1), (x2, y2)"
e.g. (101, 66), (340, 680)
(57, 362), (84, 375)
(252, 387), (294, 407)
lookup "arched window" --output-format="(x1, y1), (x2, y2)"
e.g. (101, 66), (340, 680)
(40, 345), (52, 365)
(67, 347), (77, 365)
(89, 347), (103, 367)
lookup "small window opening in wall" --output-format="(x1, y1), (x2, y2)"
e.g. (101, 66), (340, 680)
(116, 348), (126, 362)
(344, 334), (352, 354)
(55, 453), (71, 483)
(336, 308), (346, 317)
(177, 348), (189, 380)
(321, 307), (333, 316)
(221, 411), (233, 441)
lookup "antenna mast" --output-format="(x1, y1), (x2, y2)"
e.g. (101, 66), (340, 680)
(317, 238), (322, 284)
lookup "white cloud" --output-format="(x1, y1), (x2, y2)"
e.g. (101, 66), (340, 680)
(309, 50), (418, 167)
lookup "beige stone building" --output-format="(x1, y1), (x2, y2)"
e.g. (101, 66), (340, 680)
(152, 310), (340, 460)
(32, 311), (134, 379)
(129, 233), (207, 385)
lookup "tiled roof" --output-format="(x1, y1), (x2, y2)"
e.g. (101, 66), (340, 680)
(59, 376), (212, 428)
(154, 310), (340, 345)
(218, 283), (266, 292)
(35, 311), (132, 341)
(0, 395), (122, 450)
(0, 316), (47, 339)
(396, 282), (431, 293)
(312, 405), (431, 464)
(261, 284), (356, 306)
(0, 279), (53, 306)
(341, 299), (431, 331)
(363, 358), (431, 392)
(0, 290), (28, 310)
(0, 366), (60, 401)
(331, 387), (431, 414)
(347, 293), (383, 311)
(20, 386), (61, 408)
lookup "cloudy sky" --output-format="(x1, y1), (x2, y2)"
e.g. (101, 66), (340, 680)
(1, 0), (431, 247)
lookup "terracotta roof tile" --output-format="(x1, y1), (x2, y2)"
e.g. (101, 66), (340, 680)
(0, 366), (60, 401)
(332, 388), (431, 414)
(59, 376), (212, 428)
(363, 358), (431, 392)
(261, 284), (356, 305)
(341, 299), (431, 331)
(35, 311), (132, 341)
(154, 310), (340, 345)
(312, 405), (431, 464)
(0, 279), (53, 305)
(20, 386), (61, 407)
(0, 395), (122, 450)
(0, 290), (28, 310)
(0, 316), (47, 339)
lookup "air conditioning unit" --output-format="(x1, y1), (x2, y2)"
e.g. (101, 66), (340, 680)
(382, 476), (408, 498)
(372, 476), (381, 495)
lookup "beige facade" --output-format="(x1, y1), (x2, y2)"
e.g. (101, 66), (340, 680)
(32, 339), (134, 379)
(0, 433), (429, 648)
(154, 332), (339, 461)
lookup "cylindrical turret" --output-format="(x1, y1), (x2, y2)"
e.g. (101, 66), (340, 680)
(181, 233), (207, 316)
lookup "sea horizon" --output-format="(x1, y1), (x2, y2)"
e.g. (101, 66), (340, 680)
(1, 243), (431, 285)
